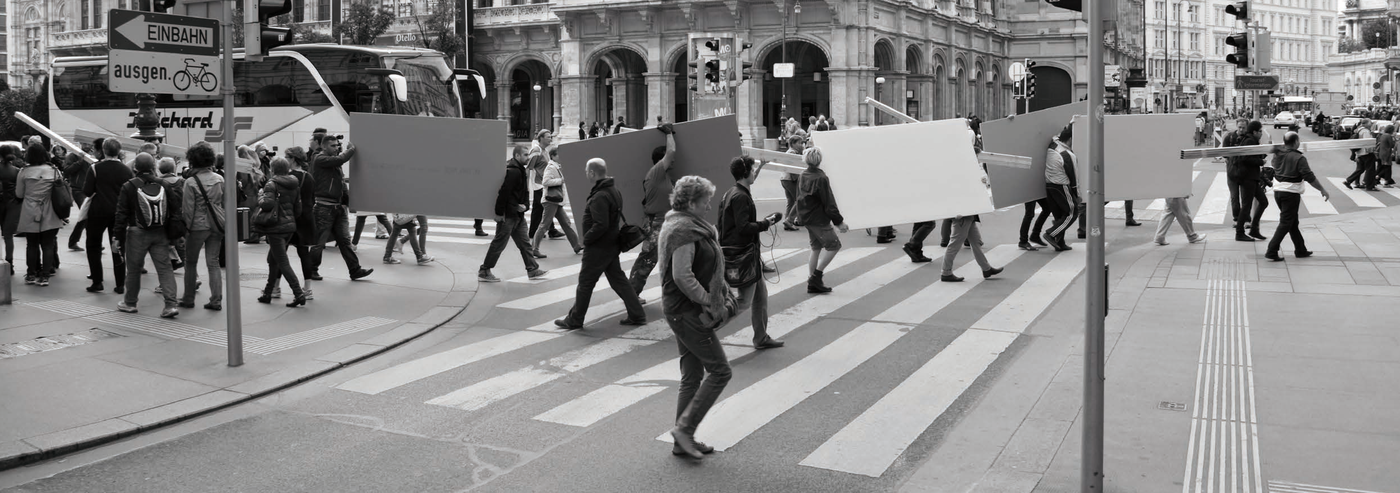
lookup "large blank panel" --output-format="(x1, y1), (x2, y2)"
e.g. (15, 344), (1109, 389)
(980, 102), (1088, 208)
(347, 114), (507, 218)
(558, 115), (742, 224)
(1072, 113), (1195, 201)
(808, 119), (995, 230)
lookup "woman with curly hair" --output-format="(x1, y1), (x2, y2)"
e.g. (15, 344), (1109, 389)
(15, 142), (65, 286)
(660, 175), (738, 460)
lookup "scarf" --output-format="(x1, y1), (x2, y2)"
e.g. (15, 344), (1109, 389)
(657, 209), (732, 324)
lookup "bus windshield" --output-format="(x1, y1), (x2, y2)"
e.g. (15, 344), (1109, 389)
(386, 55), (460, 118)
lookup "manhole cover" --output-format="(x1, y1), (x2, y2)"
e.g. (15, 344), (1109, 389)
(1158, 401), (1187, 412)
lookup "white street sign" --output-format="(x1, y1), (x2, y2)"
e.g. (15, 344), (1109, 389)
(109, 51), (221, 95)
(1009, 61), (1027, 82)
(773, 63), (794, 78)
(1105, 65), (1121, 88)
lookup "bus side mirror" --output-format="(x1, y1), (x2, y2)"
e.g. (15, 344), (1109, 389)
(366, 68), (409, 103)
(453, 68), (487, 101)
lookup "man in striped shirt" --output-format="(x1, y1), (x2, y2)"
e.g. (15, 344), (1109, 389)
(1041, 124), (1078, 252)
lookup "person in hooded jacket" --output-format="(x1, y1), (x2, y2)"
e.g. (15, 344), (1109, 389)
(255, 157), (307, 307)
(114, 153), (182, 318)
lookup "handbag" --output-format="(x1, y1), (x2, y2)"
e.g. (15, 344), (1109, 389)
(252, 187), (283, 229)
(545, 185), (564, 203)
(616, 211), (645, 252)
(50, 165), (74, 219)
(722, 243), (761, 288)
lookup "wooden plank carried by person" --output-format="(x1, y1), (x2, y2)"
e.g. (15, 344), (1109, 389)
(1179, 138), (1376, 159)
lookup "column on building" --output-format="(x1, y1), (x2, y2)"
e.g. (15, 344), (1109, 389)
(559, 25), (592, 143)
(827, 24), (859, 128)
(910, 74), (934, 121)
(888, 72), (908, 122)
(496, 81), (512, 123)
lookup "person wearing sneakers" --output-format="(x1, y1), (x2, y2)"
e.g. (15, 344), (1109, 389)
(1265, 132), (1330, 262)
(530, 146), (582, 257)
(383, 213), (432, 265)
(282, 147), (319, 299)
(253, 158), (308, 307)
(661, 175), (738, 460)
(113, 153), (182, 318)
(14, 143), (65, 286)
(719, 156), (784, 350)
(553, 158), (645, 330)
(795, 146), (849, 294)
(480, 145), (548, 283)
(179, 142), (224, 311)
(1041, 124), (1078, 252)
(1154, 195), (1206, 246)
(310, 135), (373, 281)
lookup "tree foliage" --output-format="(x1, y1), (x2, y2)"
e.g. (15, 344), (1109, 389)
(334, 3), (395, 45)
(1339, 35), (1362, 53)
(0, 88), (40, 141)
(1360, 19), (1393, 50)
(291, 23), (338, 44)
(413, 0), (465, 60)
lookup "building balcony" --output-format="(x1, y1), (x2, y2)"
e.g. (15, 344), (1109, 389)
(476, 2), (562, 25)
(49, 28), (108, 56)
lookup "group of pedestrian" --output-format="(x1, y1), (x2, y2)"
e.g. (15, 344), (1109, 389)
(1343, 119), (1397, 191)
(577, 117), (628, 140)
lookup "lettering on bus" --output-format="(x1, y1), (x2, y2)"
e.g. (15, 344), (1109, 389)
(112, 64), (170, 84)
(126, 110), (217, 129)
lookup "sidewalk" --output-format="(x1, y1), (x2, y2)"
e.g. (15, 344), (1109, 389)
(901, 206), (1400, 492)
(0, 231), (479, 470)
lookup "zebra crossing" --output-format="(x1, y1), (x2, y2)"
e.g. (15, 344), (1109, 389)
(1104, 169), (1400, 224)
(417, 209), (580, 247)
(331, 241), (1090, 478)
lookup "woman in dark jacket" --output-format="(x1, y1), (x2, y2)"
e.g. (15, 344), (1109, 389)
(62, 152), (90, 251)
(284, 146), (320, 289)
(254, 157), (306, 307)
(0, 145), (20, 269)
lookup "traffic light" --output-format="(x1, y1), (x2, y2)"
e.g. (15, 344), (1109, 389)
(738, 41), (754, 83)
(152, 0), (176, 12)
(1225, 32), (1251, 70)
(244, 0), (293, 57)
(1224, 0), (1249, 21)
(1255, 30), (1272, 73)
(687, 60), (700, 91)
(1012, 78), (1024, 99)
(1025, 59), (1037, 99)
(704, 59), (721, 84)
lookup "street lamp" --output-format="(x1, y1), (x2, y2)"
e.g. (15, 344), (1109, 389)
(533, 83), (542, 135)
(875, 76), (886, 125)
(781, 1), (802, 128)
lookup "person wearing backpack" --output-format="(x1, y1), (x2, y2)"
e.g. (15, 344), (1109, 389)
(15, 143), (66, 286)
(254, 157), (307, 307)
(180, 142), (224, 311)
(113, 153), (182, 318)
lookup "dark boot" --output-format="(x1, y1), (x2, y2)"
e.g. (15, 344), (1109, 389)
(807, 270), (832, 294)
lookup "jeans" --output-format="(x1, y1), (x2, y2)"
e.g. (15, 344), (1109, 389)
(24, 228), (58, 277)
(264, 232), (302, 296)
(183, 229), (223, 305)
(385, 222), (422, 259)
(1227, 175), (1240, 221)
(1266, 192), (1307, 255)
(735, 278), (772, 345)
(1154, 197), (1197, 241)
(481, 215), (539, 272)
(938, 219), (953, 245)
(1233, 179), (1267, 233)
(670, 311), (732, 434)
(312, 204), (362, 273)
(628, 213), (664, 293)
(942, 217), (991, 276)
(531, 201), (581, 251)
(124, 227), (177, 308)
(86, 215), (126, 286)
(352, 214), (390, 244)
(68, 191), (86, 247)
(566, 246), (645, 326)
(780, 179), (798, 226)
(906, 221), (936, 249)
(415, 215), (428, 254)
(529, 189), (545, 237)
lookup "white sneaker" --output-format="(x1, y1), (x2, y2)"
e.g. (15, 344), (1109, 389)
(304, 287), (314, 301)
(1188, 233), (1206, 244)
(271, 287), (282, 299)
(417, 256), (435, 265)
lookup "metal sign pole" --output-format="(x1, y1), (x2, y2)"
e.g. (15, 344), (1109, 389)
(222, 0), (243, 367)
(1083, 0), (1107, 489)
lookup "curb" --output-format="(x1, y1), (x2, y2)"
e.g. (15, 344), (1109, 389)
(0, 261), (479, 471)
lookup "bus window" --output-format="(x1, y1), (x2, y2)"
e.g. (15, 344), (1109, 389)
(54, 65), (137, 109)
(236, 56), (329, 107)
(300, 50), (382, 113)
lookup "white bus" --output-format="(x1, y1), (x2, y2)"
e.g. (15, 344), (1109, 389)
(49, 44), (486, 152)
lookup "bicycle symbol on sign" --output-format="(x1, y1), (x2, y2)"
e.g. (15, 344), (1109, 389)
(173, 58), (217, 92)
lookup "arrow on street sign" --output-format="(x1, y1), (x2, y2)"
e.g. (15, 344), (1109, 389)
(1234, 75), (1278, 91)
(108, 9), (219, 56)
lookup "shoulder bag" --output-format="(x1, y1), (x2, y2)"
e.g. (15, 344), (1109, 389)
(49, 165), (74, 219)
(616, 210), (645, 252)
(190, 174), (225, 235)
(717, 189), (761, 288)
(253, 186), (283, 229)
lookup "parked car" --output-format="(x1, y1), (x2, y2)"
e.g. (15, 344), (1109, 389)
(1334, 117), (1363, 139)
(1313, 116), (1334, 137)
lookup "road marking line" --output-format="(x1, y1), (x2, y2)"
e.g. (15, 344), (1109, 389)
(425, 236), (491, 246)
(531, 247), (883, 427)
(655, 322), (911, 451)
(1326, 177), (1386, 208)
(1267, 480), (1389, 493)
(335, 331), (561, 395)
(425, 338), (655, 411)
(970, 249), (1087, 334)
(504, 252), (642, 284)
(870, 245), (1023, 326)
(245, 317), (396, 354)
(1301, 192), (1338, 215)
(1195, 172), (1233, 225)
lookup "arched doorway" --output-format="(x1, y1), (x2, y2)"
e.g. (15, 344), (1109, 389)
(591, 48), (649, 130)
(905, 45), (923, 120)
(761, 39), (830, 138)
(672, 53), (689, 123)
(1028, 65), (1072, 112)
(509, 59), (553, 140)
(872, 39), (895, 126)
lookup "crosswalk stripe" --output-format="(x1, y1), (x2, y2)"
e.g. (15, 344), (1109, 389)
(1299, 192), (1337, 215)
(531, 248), (883, 427)
(971, 249), (1086, 333)
(656, 322), (910, 451)
(1195, 173), (1233, 225)
(1326, 177), (1386, 208)
(870, 245), (1023, 325)
(425, 236), (491, 245)
(505, 252), (642, 284)
(424, 338), (655, 411)
(1374, 185), (1400, 202)
(499, 248), (803, 311)
(335, 330), (561, 395)
(801, 249), (1083, 477)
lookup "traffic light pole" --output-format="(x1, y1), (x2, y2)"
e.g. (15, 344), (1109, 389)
(222, 0), (244, 367)
(1083, 0), (1107, 490)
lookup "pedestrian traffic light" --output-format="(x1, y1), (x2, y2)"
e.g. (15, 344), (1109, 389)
(243, 0), (293, 57)
(1012, 78), (1024, 99)
(738, 41), (754, 83)
(704, 59), (720, 84)
(1225, 32), (1251, 70)
(1025, 59), (1037, 99)
(152, 0), (176, 12)
(1224, 0), (1249, 21)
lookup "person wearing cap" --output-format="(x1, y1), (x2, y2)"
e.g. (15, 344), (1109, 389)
(795, 146), (848, 294)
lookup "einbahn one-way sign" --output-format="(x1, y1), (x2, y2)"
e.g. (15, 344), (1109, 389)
(107, 9), (221, 96)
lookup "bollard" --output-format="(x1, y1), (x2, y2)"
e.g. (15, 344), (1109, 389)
(0, 260), (11, 305)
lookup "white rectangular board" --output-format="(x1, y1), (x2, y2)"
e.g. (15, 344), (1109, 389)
(808, 119), (995, 229)
(1072, 113), (1195, 201)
